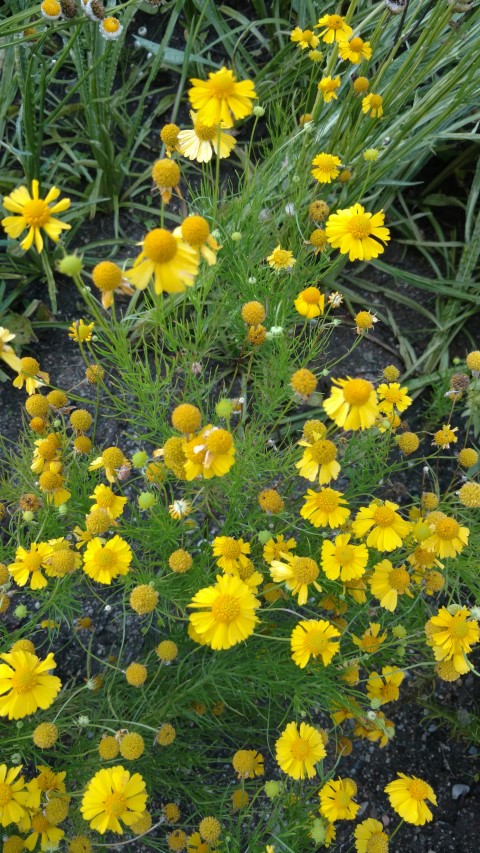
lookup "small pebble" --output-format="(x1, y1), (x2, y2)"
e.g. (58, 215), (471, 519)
(452, 783), (470, 799)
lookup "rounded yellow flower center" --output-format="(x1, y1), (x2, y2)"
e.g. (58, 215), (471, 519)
(373, 505), (396, 527)
(22, 551), (43, 572)
(219, 538), (242, 559)
(305, 629), (328, 654)
(11, 666), (38, 693)
(347, 213), (372, 239)
(49, 549), (76, 576)
(342, 378), (372, 405)
(152, 159), (180, 188)
(366, 831), (389, 853)
(309, 439), (337, 464)
(92, 261), (122, 292)
(94, 549), (117, 571)
(326, 15), (343, 28)
(408, 779), (430, 800)
(103, 17), (120, 33)
(211, 593), (241, 623)
(102, 447), (125, 469)
(181, 215), (210, 246)
(323, 79), (338, 91)
(161, 123), (180, 147)
(23, 199), (50, 227)
(32, 813), (50, 832)
(0, 783), (12, 806)
(104, 791), (127, 817)
(209, 71), (235, 96)
(435, 517), (459, 539)
(334, 790), (352, 809)
(449, 616), (470, 639)
(272, 249), (291, 266)
(302, 287), (322, 304)
(194, 119), (218, 141)
(383, 387), (402, 403)
(315, 490), (340, 512)
(20, 357), (40, 375)
(143, 229), (177, 263)
(369, 94), (383, 109)
(36, 768), (58, 791)
(389, 567), (410, 592)
(290, 738), (310, 760)
(206, 429), (232, 454)
(381, 682), (399, 702)
(291, 557), (319, 584)
(335, 545), (354, 565)
(349, 38), (364, 51)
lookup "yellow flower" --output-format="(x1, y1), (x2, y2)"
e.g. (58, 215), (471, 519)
(318, 76), (341, 103)
(425, 606), (479, 674)
(188, 573), (260, 650)
(384, 773), (436, 825)
(83, 536), (133, 585)
(188, 67), (257, 128)
(276, 721), (326, 780)
(160, 122), (181, 156)
(269, 554), (321, 605)
(99, 17), (123, 40)
(13, 356), (50, 395)
(212, 536), (250, 573)
(92, 261), (134, 310)
(339, 37), (372, 64)
(369, 559), (413, 610)
(125, 228), (199, 295)
(169, 499), (192, 520)
(290, 27), (319, 49)
(321, 534), (368, 582)
(323, 376), (378, 430)
(433, 424), (458, 448)
(352, 623), (387, 654)
(8, 542), (53, 590)
(68, 319), (95, 343)
(81, 766), (147, 834)
(90, 484), (127, 519)
(187, 830), (220, 851)
(177, 111), (236, 162)
(26, 813), (65, 849)
(151, 158), (181, 204)
(300, 488), (350, 529)
(422, 513), (469, 558)
(0, 764), (32, 827)
(183, 425), (235, 480)
(318, 777), (359, 821)
(354, 818), (389, 853)
(367, 666), (404, 705)
(308, 229), (328, 253)
(263, 534), (296, 564)
(377, 382), (412, 414)
(352, 500), (410, 551)
(0, 328), (22, 374)
(38, 469), (71, 507)
(89, 446), (131, 483)
(267, 245), (296, 270)
(0, 650), (61, 719)
(311, 153), (342, 183)
(296, 437), (340, 484)
(290, 619), (340, 668)
(180, 215), (220, 265)
(232, 749), (264, 779)
(1, 179), (70, 252)
(362, 93), (383, 118)
(326, 203), (390, 261)
(294, 287), (325, 319)
(315, 14), (353, 44)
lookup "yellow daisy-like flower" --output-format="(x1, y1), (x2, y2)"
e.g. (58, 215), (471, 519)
(232, 749), (264, 779)
(318, 777), (359, 822)
(180, 215), (220, 266)
(425, 606), (479, 674)
(81, 766), (147, 835)
(377, 382), (412, 414)
(311, 153), (342, 183)
(13, 356), (50, 395)
(290, 619), (340, 668)
(369, 559), (413, 610)
(354, 818), (389, 853)
(315, 14), (353, 44)
(321, 534), (368, 582)
(269, 554), (321, 605)
(276, 721), (326, 780)
(188, 573), (260, 650)
(323, 376), (378, 431)
(267, 245), (296, 270)
(384, 773), (436, 826)
(290, 27), (320, 49)
(183, 425), (235, 480)
(90, 484), (127, 520)
(8, 541), (53, 590)
(339, 37), (372, 64)
(352, 622), (387, 654)
(422, 513), (469, 558)
(0, 650), (61, 719)
(125, 228), (199, 295)
(263, 534), (297, 564)
(366, 666), (404, 705)
(89, 446), (131, 484)
(0, 764), (32, 827)
(296, 437), (340, 485)
(92, 261), (134, 310)
(300, 488), (350, 529)
(0, 328), (22, 375)
(1, 179), (71, 252)
(25, 813), (65, 850)
(294, 287), (325, 319)
(83, 536), (133, 585)
(318, 76), (341, 103)
(212, 536), (250, 573)
(362, 93), (383, 118)
(326, 203), (390, 261)
(68, 319), (95, 343)
(177, 111), (236, 163)
(188, 67), (257, 128)
(352, 500), (410, 552)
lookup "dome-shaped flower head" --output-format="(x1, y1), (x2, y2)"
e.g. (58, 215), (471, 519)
(183, 425), (235, 480)
(188, 67), (257, 128)
(323, 376), (378, 430)
(125, 228), (199, 295)
(326, 203), (390, 261)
